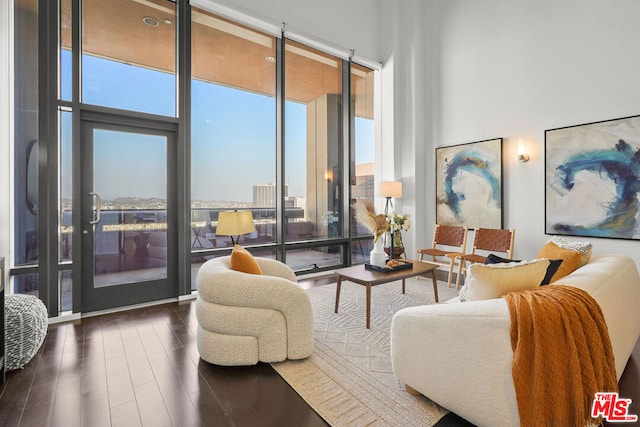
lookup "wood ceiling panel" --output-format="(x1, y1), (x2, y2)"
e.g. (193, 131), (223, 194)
(56, 0), (373, 116)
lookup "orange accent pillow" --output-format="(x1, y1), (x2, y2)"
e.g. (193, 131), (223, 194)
(230, 245), (263, 275)
(535, 242), (581, 283)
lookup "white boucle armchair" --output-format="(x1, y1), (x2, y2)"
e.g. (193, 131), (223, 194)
(195, 255), (314, 366)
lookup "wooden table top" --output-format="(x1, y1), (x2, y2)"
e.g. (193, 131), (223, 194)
(334, 259), (438, 286)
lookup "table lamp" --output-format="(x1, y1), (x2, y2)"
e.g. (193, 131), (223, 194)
(216, 210), (256, 245)
(376, 181), (403, 217)
(376, 181), (403, 259)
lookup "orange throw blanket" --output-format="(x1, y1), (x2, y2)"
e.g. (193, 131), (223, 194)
(503, 285), (618, 427)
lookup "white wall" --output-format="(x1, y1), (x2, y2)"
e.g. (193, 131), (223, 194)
(376, 0), (435, 256)
(0, 0), (11, 274)
(425, 0), (640, 263)
(382, 0), (640, 264)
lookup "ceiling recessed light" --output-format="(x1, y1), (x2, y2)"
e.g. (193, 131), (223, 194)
(265, 56), (276, 63)
(142, 16), (159, 27)
(164, 19), (172, 25)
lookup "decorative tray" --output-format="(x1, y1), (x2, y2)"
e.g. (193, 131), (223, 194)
(365, 261), (413, 273)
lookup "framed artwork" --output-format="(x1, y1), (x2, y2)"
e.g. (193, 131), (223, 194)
(545, 114), (640, 240)
(435, 138), (503, 229)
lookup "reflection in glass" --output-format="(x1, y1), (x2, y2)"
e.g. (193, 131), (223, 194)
(14, 0), (39, 266)
(12, 273), (39, 297)
(60, 0), (71, 101)
(351, 63), (376, 237)
(60, 111), (72, 262)
(60, 270), (72, 312)
(285, 40), (343, 243)
(81, 0), (176, 116)
(93, 130), (168, 287)
(286, 246), (342, 273)
(190, 8), (276, 250)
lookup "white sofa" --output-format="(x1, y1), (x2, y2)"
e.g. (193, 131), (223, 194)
(196, 256), (314, 366)
(390, 254), (640, 427)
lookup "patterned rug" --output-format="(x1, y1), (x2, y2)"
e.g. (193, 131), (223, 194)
(271, 277), (460, 426)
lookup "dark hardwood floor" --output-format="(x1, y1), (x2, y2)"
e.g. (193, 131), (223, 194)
(0, 298), (328, 427)
(0, 278), (638, 426)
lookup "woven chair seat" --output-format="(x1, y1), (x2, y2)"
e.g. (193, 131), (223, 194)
(417, 248), (455, 257)
(459, 253), (486, 264)
(5, 294), (48, 370)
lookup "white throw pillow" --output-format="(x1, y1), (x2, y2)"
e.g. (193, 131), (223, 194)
(548, 236), (592, 267)
(459, 258), (550, 302)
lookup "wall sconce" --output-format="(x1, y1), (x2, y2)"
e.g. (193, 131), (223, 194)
(324, 170), (332, 182)
(517, 139), (530, 163)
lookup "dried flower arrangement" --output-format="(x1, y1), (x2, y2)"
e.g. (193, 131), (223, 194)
(353, 199), (388, 243)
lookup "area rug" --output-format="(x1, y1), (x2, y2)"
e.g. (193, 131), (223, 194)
(271, 277), (460, 426)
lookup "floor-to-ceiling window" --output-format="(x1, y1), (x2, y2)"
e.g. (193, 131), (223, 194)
(284, 39), (344, 271)
(190, 8), (277, 288)
(12, 0), (377, 314)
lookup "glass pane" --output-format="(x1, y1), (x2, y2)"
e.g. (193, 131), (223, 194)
(82, 0), (176, 116)
(60, 270), (72, 312)
(351, 63), (376, 238)
(60, 111), (72, 262)
(11, 273), (39, 297)
(93, 130), (167, 287)
(60, 0), (71, 101)
(286, 246), (342, 273)
(191, 8), (276, 250)
(14, 0), (39, 266)
(285, 40), (343, 243)
(351, 238), (374, 265)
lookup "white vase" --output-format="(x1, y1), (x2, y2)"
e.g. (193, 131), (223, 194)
(370, 237), (386, 267)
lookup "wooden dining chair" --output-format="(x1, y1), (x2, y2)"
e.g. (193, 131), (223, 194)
(454, 228), (516, 289)
(417, 224), (469, 288)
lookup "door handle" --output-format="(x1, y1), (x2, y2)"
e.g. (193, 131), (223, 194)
(89, 192), (102, 225)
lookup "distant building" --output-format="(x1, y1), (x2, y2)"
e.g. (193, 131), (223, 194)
(294, 197), (306, 208)
(354, 162), (374, 198)
(253, 183), (289, 207)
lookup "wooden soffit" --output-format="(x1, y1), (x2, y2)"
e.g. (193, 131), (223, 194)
(50, 0), (373, 118)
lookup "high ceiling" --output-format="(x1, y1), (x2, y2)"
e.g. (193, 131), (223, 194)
(46, 0), (374, 118)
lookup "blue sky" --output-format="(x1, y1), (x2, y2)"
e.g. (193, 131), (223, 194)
(62, 52), (374, 202)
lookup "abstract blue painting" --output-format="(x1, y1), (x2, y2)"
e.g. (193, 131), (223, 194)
(546, 115), (640, 240)
(436, 138), (503, 229)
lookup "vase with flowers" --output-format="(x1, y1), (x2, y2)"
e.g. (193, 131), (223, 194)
(385, 212), (411, 259)
(353, 199), (388, 267)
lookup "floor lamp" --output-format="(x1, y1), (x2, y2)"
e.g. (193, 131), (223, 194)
(376, 181), (403, 259)
(216, 210), (256, 246)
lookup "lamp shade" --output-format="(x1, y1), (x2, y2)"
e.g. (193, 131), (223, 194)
(216, 210), (256, 236)
(376, 181), (403, 198)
